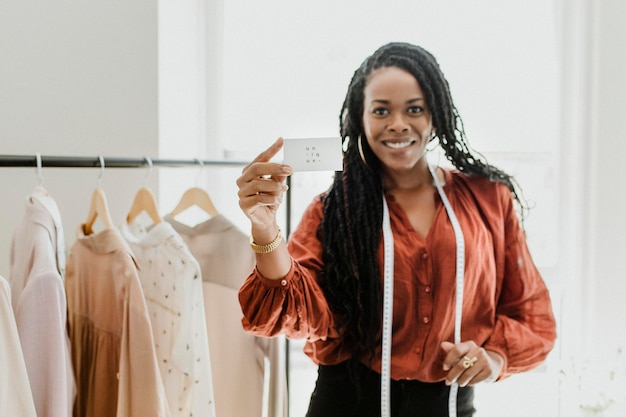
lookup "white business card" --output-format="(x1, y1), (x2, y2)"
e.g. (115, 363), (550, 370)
(282, 137), (343, 172)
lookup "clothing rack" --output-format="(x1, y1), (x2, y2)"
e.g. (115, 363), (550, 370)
(0, 153), (294, 408)
(0, 154), (292, 234)
(0, 154), (291, 415)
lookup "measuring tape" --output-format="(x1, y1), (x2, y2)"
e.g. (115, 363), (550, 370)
(380, 164), (465, 417)
(381, 193), (394, 417)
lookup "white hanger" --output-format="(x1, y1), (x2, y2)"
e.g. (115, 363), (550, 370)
(35, 152), (44, 187)
(31, 152), (48, 197)
(30, 153), (67, 274)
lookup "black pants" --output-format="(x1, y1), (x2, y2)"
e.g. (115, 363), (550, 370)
(305, 361), (475, 417)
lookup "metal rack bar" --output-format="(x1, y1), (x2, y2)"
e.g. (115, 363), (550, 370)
(0, 154), (250, 168)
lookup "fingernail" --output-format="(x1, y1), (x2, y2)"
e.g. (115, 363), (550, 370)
(282, 166), (292, 174)
(443, 365), (449, 371)
(282, 184), (289, 191)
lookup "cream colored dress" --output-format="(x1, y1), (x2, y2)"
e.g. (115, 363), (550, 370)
(166, 214), (288, 417)
(0, 275), (37, 417)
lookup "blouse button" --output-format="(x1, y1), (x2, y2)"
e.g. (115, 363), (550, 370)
(422, 317), (430, 324)
(424, 286), (431, 293)
(280, 279), (288, 287)
(421, 251), (429, 259)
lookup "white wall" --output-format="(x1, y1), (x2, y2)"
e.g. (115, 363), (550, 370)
(556, 0), (626, 413)
(156, 0), (232, 216)
(0, 0), (228, 278)
(0, 0), (159, 277)
(589, 0), (626, 361)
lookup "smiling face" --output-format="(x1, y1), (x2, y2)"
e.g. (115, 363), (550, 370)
(362, 66), (433, 178)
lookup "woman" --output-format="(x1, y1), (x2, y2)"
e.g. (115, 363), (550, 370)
(236, 42), (556, 417)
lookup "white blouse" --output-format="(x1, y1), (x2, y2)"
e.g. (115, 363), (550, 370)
(0, 275), (37, 417)
(121, 220), (216, 417)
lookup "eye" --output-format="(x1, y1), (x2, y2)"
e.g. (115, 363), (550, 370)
(408, 106), (424, 114)
(372, 107), (389, 116)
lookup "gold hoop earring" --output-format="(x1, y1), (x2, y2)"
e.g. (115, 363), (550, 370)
(426, 140), (439, 153)
(426, 132), (439, 153)
(358, 135), (369, 167)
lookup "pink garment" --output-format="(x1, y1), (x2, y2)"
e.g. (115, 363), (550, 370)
(9, 194), (75, 417)
(65, 226), (170, 417)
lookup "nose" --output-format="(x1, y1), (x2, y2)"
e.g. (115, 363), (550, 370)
(387, 112), (409, 133)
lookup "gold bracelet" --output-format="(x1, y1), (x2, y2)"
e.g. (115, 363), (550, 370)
(250, 229), (283, 254)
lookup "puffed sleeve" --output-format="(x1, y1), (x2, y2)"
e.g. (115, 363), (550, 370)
(238, 196), (338, 341)
(482, 184), (557, 379)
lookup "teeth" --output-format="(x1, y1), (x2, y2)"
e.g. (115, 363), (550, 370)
(385, 140), (413, 149)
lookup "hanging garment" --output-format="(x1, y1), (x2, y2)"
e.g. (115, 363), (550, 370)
(65, 227), (170, 417)
(9, 191), (75, 417)
(165, 214), (288, 417)
(120, 220), (216, 417)
(0, 275), (37, 417)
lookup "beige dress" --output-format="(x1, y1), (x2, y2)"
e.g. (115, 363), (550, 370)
(65, 226), (170, 417)
(166, 214), (288, 417)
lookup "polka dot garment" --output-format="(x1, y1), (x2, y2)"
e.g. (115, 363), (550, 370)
(122, 221), (216, 417)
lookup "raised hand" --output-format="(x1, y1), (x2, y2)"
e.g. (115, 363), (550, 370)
(236, 137), (292, 237)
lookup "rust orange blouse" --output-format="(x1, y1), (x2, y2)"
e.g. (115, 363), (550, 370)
(239, 169), (556, 382)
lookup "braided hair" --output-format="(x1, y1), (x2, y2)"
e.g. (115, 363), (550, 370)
(318, 42), (526, 367)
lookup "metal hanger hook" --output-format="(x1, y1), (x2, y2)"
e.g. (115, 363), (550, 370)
(194, 158), (205, 186)
(143, 157), (153, 187)
(35, 153), (44, 186)
(98, 155), (105, 187)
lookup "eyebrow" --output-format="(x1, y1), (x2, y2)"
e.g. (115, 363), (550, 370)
(371, 98), (425, 104)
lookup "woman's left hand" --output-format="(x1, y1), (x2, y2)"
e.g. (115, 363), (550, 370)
(440, 341), (504, 387)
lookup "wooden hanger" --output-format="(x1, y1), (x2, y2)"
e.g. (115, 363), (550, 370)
(126, 187), (163, 225)
(125, 157), (163, 226)
(169, 186), (219, 218)
(84, 187), (114, 235)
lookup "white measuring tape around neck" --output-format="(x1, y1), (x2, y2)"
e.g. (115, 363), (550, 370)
(380, 164), (466, 417)
(380, 191), (394, 417)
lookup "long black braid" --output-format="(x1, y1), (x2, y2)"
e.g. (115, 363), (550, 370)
(317, 42), (527, 370)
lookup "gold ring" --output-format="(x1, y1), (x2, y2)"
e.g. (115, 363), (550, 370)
(462, 356), (478, 369)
